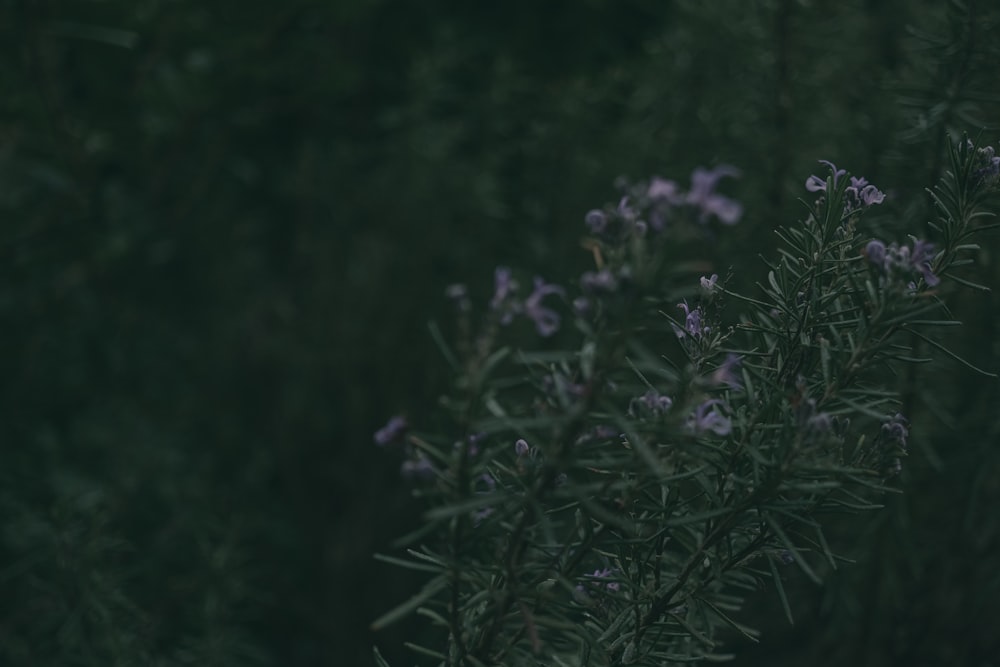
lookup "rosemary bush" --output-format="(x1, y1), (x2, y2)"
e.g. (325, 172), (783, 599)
(374, 137), (999, 666)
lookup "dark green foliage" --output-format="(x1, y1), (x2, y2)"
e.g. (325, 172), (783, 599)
(1, 0), (998, 665)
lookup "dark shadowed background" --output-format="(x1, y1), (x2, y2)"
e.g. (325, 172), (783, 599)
(2, 1), (998, 665)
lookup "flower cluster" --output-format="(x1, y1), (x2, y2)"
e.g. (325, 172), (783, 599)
(687, 398), (732, 436)
(584, 164), (743, 240)
(971, 142), (1000, 185)
(806, 160), (885, 215)
(489, 267), (566, 336)
(880, 413), (910, 476)
(374, 140), (997, 667)
(865, 238), (940, 288)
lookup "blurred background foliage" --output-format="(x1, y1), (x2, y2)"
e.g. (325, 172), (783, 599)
(1, 0), (998, 665)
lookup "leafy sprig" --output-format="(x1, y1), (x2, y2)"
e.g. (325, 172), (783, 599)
(374, 137), (996, 666)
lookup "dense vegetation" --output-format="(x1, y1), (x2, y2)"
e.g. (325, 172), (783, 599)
(2, 1), (998, 665)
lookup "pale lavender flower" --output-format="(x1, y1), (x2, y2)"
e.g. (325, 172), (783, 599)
(515, 438), (530, 457)
(845, 176), (886, 212)
(445, 283), (471, 312)
(491, 266), (520, 324)
(686, 165), (743, 224)
(675, 301), (706, 338)
(865, 239), (887, 267)
(585, 209), (608, 234)
(374, 415), (408, 446)
(910, 240), (940, 287)
(580, 268), (618, 293)
(573, 297), (591, 315)
(524, 277), (565, 336)
(700, 273), (719, 293)
(859, 184), (886, 206)
(616, 196), (637, 222)
(629, 389), (673, 417)
(401, 455), (435, 480)
(710, 353), (742, 389)
(688, 399), (732, 436)
(648, 176), (684, 203)
(805, 160), (846, 192)
(973, 145), (1000, 184)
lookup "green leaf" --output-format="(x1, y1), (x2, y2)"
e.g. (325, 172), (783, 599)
(424, 493), (499, 521)
(371, 576), (448, 631)
(904, 327), (998, 377)
(427, 320), (460, 371)
(373, 553), (443, 574)
(697, 597), (760, 642)
(767, 554), (795, 625)
(764, 515), (820, 584)
(941, 272), (992, 291)
(373, 646), (392, 667)
(404, 642), (447, 660)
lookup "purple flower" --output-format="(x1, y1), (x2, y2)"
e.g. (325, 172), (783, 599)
(805, 160), (846, 192)
(859, 184), (886, 206)
(910, 240), (940, 287)
(374, 416), (408, 446)
(865, 239), (887, 267)
(580, 268), (618, 293)
(973, 145), (1000, 184)
(401, 455), (435, 480)
(491, 266), (520, 324)
(585, 209), (608, 234)
(866, 238), (939, 287)
(515, 438), (530, 457)
(845, 177), (886, 213)
(474, 473), (496, 494)
(616, 196), (637, 222)
(445, 283), (471, 312)
(572, 297), (591, 315)
(796, 398), (833, 436)
(630, 389), (673, 417)
(577, 568), (619, 593)
(686, 165), (743, 224)
(524, 277), (565, 336)
(882, 413), (909, 450)
(710, 353), (742, 389)
(700, 273), (719, 293)
(687, 399), (732, 436)
(648, 176), (683, 203)
(675, 301), (706, 338)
